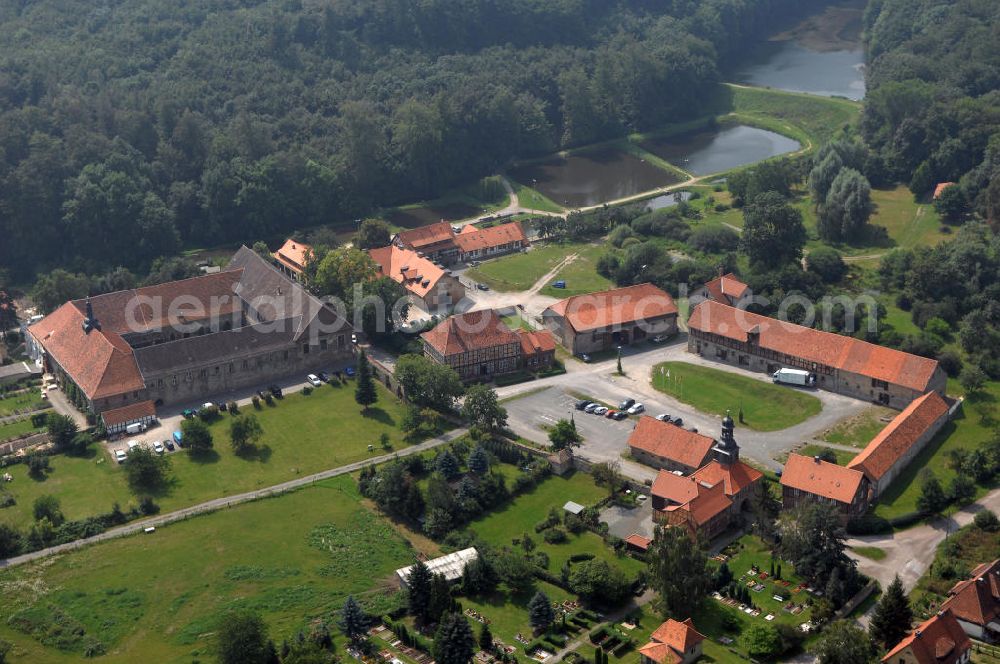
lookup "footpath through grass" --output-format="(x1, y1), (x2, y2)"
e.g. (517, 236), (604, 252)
(0, 382), (414, 528)
(0, 476), (416, 662)
(466, 242), (589, 292)
(651, 362), (822, 431)
(538, 244), (615, 298)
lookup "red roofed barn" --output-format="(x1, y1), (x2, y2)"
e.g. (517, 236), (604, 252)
(687, 300), (946, 409)
(628, 416), (715, 474)
(421, 310), (555, 382)
(882, 609), (971, 664)
(690, 272), (752, 309)
(639, 618), (705, 664)
(392, 220), (529, 265)
(780, 453), (870, 519)
(542, 284), (678, 355)
(847, 391), (950, 498)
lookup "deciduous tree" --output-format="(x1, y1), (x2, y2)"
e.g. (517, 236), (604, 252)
(648, 526), (712, 618)
(230, 413), (263, 453)
(462, 385), (507, 433)
(548, 419), (582, 451)
(739, 192), (807, 268)
(811, 621), (878, 664)
(216, 611), (275, 664)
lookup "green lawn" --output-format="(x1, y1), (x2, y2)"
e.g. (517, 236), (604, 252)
(850, 546), (887, 561)
(538, 244), (614, 298)
(651, 362), (822, 432)
(0, 383), (416, 528)
(511, 181), (564, 214)
(461, 581), (574, 654)
(821, 406), (896, 448)
(726, 84), (860, 148)
(0, 390), (48, 417)
(792, 444), (855, 467)
(0, 416), (44, 442)
(0, 475), (415, 663)
(466, 242), (589, 292)
(875, 380), (998, 520)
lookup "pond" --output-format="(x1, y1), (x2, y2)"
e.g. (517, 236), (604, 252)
(641, 125), (801, 176)
(509, 147), (681, 209)
(732, 2), (866, 100)
(644, 191), (693, 211)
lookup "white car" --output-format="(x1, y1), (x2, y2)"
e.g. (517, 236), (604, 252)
(584, 403), (601, 413)
(627, 403), (645, 415)
(152, 440), (165, 454)
(593, 406), (608, 416)
(127, 440), (139, 450)
(307, 374), (323, 387)
(114, 449), (127, 464)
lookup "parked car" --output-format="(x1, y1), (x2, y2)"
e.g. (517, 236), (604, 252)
(164, 440), (175, 451)
(127, 440), (139, 451)
(671, 417), (684, 427)
(593, 406), (608, 416)
(152, 440), (165, 454)
(612, 411), (628, 420)
(344, 366), (356, 378)
(268, 384), (283, 397)
(578, 353), (592, 363)
(575, 400), (591, 411)
(584, 403), (600, 413)
(627, 403), (645, 415)
(476, 283), (490, 291)
(317, 371), (330, 383)
(114, 449), (127, 464)
(652, 334), (669, 343)
(307, 374), (323, 387)
(172, 430), (184, 447)
(182, 409), (196, 419)
(655, 413), (671, 422)
(619, 398), (636, 410)
(604, 409), (618, 419)
(552, 280), (566, 289)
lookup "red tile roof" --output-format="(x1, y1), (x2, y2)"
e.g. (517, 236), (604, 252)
(652, 471), (733, 526)
(848, 392), (949, 482)
(688, 300), (942, 392)
(882, 609), (971, 664)
(628, 416), (715, 471)
(515, 328), (556, 356)
(692, 459), (763, 497)
(421, 310), (520, 357)
(781, 453), (866, 504)
(941, 559), (1000, 628)
(395, 221), (456, 250)
(652, 470), (703, 504)
(545, 283), (678, 334)
(624, 533), (652, 551)
(637, 643), (681, 664)
(101, 400), (156, 427)
(454, 221), (527, 253)
(933, 182), (956, 200)
(28, 303), (145, 400)
(702, 273), (749, 305)
(369, 245), (452, 298)
(651, 618), (705, 654)
(273, 238), (313, 274)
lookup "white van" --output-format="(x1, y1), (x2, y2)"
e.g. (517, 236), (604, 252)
(125, 422), (146, 435)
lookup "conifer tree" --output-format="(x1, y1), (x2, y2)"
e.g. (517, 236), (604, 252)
(869, 575), (913, 649)
(355, 349), (378, 412)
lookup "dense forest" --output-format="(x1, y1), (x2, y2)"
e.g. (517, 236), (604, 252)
(862, 0), (1000, 218)
(0, 0), (831, 281)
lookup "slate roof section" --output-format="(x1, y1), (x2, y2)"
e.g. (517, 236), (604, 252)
(133, 321), (299, 375)
(848, 391), (949, 482)
(628, 416), (715, 470)
(882, 609), (971, 664)
(421, 310), (519, 357)
(688, 300), (941, 392)
(545, 283), (678, 334)
(781, 453), (866, 504)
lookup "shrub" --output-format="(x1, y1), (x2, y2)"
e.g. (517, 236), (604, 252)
(30, 412), (49, 428)
(302, 386), (313, 396)
(251, 395), (261, 409)
(974, 510), (1000, 532)
(226, 401), (238, 414)
(542, 528), (567, 544)
(138, 496), (160, 515)
(26, 454), (50, 479)
(198, 404), (220, 421)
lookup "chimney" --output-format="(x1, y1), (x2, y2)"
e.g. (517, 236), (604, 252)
(81, 296), (101, 334)
(813, 456), (821, 463)
(915, 629), (922, 638)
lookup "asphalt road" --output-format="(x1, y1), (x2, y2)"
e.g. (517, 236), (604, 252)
(499, 335), (867, 475)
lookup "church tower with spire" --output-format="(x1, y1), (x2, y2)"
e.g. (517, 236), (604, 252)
(712, 410), (740, 465)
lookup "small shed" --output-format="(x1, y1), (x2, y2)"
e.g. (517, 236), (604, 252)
(624, 533), (652, 553)
(396, 547), (478, 589)
(563, 501), (585, 515)
(101, 400), (157, 435)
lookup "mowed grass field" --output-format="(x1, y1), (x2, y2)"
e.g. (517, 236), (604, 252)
(538, 243), (614, 298)
(821, 405), (895, 448)
(465, 242), (589, 292)
(875, 380), (999, 520)
(0, 390), (48, 417)
(0, 382), (413, 528)
(651, 362), (822, 431)
(0, 476), (416, 663)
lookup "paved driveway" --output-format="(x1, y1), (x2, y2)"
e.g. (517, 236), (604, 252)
(499, 334), (868, 478)
(601, 500), (654, 540)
